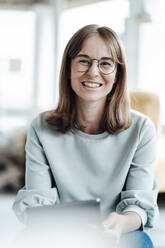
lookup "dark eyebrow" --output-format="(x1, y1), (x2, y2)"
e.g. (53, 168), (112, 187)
(76, 54), (90, 59)
(76, 54), (113, 60)
(101, 57), (114, 61)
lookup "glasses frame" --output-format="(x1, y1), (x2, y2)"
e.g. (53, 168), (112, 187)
(73, 55), (117, 75)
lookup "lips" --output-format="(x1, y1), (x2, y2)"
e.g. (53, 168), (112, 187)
(81, 81), (103, 88)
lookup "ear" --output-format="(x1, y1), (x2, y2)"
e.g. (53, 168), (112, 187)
(112, 79), (116, 86)
(113, 71), (118, 85)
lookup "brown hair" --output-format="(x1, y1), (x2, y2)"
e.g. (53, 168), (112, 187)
(46, 24), (131, 134)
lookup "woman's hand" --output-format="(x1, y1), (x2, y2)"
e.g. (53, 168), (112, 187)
(102, 212), (125, 247)
(102, 211), (142, 247)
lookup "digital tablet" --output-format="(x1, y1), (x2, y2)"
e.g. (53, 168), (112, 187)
(27, 199), (101, 229)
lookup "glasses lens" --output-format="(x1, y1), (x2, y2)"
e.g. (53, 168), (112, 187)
(74, 57), (90, 72)
(74, 56), (116, 74)
(99, 59), (115, 74)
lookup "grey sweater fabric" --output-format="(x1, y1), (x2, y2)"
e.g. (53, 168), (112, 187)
(13, 110), (159, 229)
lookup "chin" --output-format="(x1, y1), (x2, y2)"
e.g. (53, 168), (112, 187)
(79, 94), (106, 103)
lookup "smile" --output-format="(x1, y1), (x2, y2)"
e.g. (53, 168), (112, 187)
(81, 81), (103, 88)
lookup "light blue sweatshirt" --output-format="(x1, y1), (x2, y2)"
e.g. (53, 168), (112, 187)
(13, 110), (159, 229)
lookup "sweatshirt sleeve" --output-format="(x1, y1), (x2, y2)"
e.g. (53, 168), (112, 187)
(12, 115), (59, 224)
(116, 117), (159, 230)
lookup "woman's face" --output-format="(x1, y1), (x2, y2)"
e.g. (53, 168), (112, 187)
(70, 34), (117, 104)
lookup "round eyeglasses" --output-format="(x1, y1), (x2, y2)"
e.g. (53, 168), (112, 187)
(73, 55), (116, 75)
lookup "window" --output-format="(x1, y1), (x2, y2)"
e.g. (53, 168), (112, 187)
(0, 10), (35, 130)
(138, 0), (165, 124)
(59, 0), (129, 68)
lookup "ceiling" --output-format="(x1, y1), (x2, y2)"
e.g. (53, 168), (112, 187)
(0, 0), (107, 9)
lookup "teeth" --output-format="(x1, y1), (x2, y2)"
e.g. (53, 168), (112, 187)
(82, 82), (101, 88)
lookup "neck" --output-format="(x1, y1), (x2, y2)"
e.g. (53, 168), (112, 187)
(76, 99), (106, 134)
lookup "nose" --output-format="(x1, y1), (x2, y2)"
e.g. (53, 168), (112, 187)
(86, 60), (99, 77)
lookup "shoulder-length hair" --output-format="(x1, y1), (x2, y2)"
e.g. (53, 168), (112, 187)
(46, 24), (131, 134)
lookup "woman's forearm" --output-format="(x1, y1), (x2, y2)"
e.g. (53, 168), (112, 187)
(121, 211), (142, 233)
(103, 211), (142, 237)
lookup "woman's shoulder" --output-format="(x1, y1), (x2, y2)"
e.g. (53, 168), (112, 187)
(30, 110), (54, 131)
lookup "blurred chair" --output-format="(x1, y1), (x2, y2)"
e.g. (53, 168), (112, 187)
(130, 90), (165, 193)
(130, 91), (160, 134)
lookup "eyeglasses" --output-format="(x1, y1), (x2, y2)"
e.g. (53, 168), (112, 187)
(73, 55), (116, 75)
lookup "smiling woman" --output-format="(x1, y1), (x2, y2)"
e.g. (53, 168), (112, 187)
(13, 24), (158, 248)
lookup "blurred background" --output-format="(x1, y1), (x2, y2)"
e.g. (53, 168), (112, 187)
(0, 0), (165, 247)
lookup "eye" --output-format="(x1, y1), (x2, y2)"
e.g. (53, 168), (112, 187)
(100, 60), (114, 67)
(79, 59), (90, 65)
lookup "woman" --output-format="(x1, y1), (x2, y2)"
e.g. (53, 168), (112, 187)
(13, 24), (159, 247)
